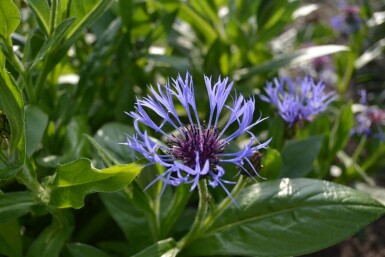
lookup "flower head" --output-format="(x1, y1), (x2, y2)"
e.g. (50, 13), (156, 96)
(260, 76), (337, 126)
(351, 90), (385, 140)
(330, 1), (362, 36)
(124, 73), (270, 200)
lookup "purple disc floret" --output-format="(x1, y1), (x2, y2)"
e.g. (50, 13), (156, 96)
(124, 72), (270, 201)
(260, 76), (337, 126)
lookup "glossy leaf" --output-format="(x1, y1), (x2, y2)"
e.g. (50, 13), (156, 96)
(281, 135), (323, 178)
(0, 0), (20, 40)
(132, 238), (178, 257)
(49, 158), (142, 208)
(0, 192), (37, 224)
(0, 219), (23, 257)
(183, 178), (385, 257)
(28, 0), (50, 35)
(25, 105), (48, 157)
(65, 243), (110, 257)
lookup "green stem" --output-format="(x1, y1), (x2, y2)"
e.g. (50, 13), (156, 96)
(2, 39), (34, 102)
(177, 179), (208, 249)
(203, 175), (247, 230)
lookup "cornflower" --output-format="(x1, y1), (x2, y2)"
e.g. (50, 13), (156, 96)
(124, 73), (270, 200)
(330, 1), (362, 36)
(260, 76), (336, 126)
(351, 90), (385, 140)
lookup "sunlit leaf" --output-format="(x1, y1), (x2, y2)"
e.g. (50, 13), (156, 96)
(28, 0), (50, 35)
(235, 45), (349, 80)
(0, 0), (20, 41)
(183, 178), (385, 257)
(132, 238), (178, 257)
(49, 158), (142, 208)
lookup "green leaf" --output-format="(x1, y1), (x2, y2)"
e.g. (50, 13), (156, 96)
(0, 219), (23, 257)
(26, 211), (74, 257)
(0, 192), (37, 224)
(183, 178), (385, 257)
(178, 3), (217, 43)
(93, 122), (136, 164)
(0, 51), (24, 155)
(132, 238), (178, 257)
(27, 0), (50, 35)
(66, 0), (114, 42)
(281, 135), (323, 178)
(235, 45), (349, 80)
(32, 17), (77, 67)
(65, 243), (110, 257)
(25, 105), (48, 157)
(0, 0), (20, 41)
(100, 191), (154, 255)
(48, 158), (142, 208)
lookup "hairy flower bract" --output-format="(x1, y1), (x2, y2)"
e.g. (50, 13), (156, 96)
(124, 73), (270, 199)
(260, 76), (336, 126)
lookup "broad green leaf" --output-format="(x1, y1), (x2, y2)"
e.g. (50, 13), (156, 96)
(0, 192), (37, 224)
(0, 219), (23, 257)
(281, 135), (323, 178)
(65, 243), (110, 257)
(32, 17), (77, 67)
(329, 103), (353, 156)
(25, 105), (48, 157)
(183, 178), (385, 257)
(28, 0), (50, 35)
(100, 191), (154, 255)
(49, 158), (142, 208)
(0, 0), (20, 41)
(26, 211), (74, 257)
(0, 51), (24, 155)
(234, 45), (349, 80)
(132, 238), (178, 257)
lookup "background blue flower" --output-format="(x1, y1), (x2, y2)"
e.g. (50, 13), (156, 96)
(260, 76), (337, 127)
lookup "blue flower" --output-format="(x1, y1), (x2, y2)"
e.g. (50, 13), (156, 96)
(330, 2), (362, 36)
(124, 73), (270, 200)
(351, 90), (385, 140)
(260, 76), (336, 126)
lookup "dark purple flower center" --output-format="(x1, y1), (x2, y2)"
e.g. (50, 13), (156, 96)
(168, 124), (225, 169)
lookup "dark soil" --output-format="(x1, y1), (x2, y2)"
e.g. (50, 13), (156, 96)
(301, 216), (385, 257)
